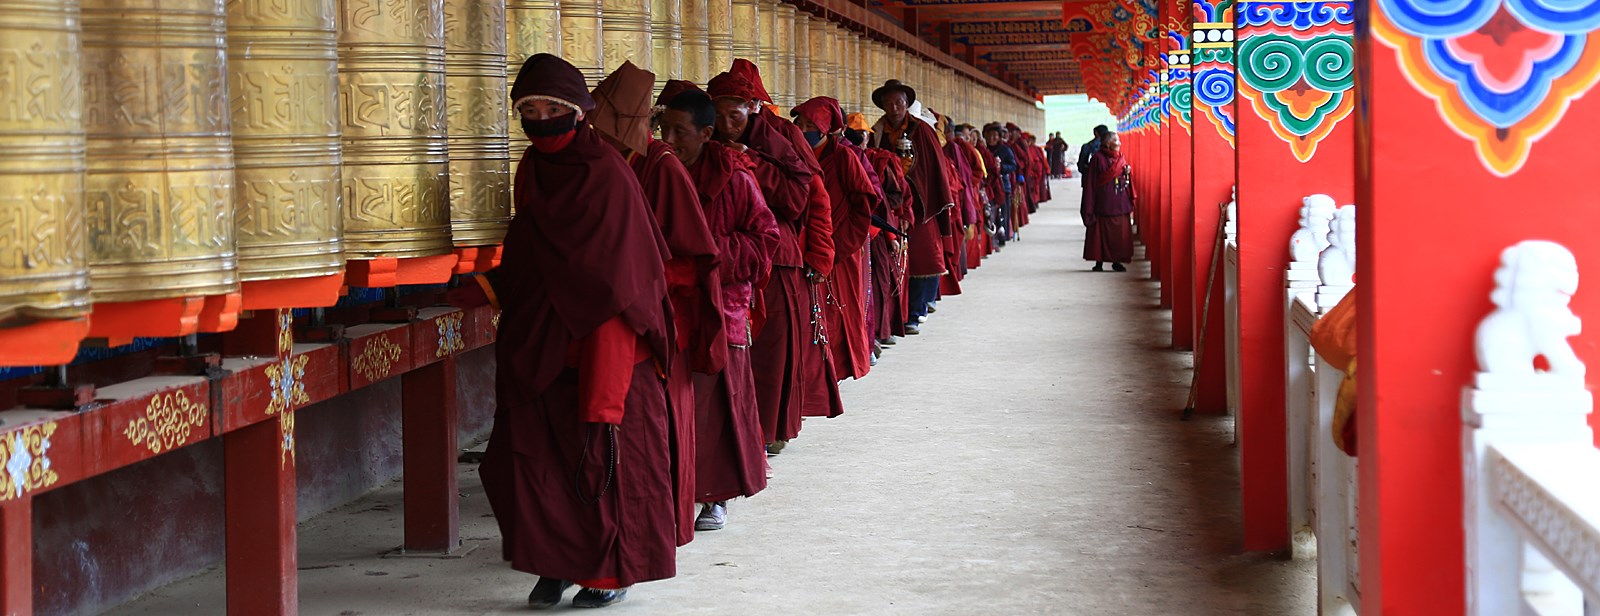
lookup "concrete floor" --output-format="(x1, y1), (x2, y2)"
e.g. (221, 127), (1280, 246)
(109, 179), (1314, 616)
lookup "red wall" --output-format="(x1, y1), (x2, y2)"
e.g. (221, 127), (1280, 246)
(1358, 5), (1600, 610)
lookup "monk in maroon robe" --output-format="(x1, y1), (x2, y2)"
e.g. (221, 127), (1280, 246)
(846, 118), (912, 345)
(955, 125), (991, 268)
(660, 89), (778, 531)
(870, 80), (954, 335)
(1005, 124), (1033, 231)
(707, 62), (835, 449)
(793, 96), (878, 382)
(723, 60), (845, 427)
(476, 54), (676, 610)
(590, 62), (723, 549)
(1082, 132), (1136, 271)
(1025, 134), (1051, 204)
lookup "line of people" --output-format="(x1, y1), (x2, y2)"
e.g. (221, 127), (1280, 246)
(451, 53), (1056, 609)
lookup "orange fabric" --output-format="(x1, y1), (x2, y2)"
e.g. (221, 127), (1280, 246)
(569, 315), (649, 425)
(1309, 287), (1358, 456)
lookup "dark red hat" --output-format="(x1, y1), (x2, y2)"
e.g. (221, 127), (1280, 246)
(729, 59), (773, 103)
(510, 53), (596, 113)
(656, 79), (702, 107)
(707, 72), (759, 101)
(792, 96), (844, 134)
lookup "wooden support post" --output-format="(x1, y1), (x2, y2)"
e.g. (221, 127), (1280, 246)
(1232, 0), (1356, 555)
(402, 355), (460, 553)
(1354, 0), (1600, 609)
(224, 414), (297, 615)
(0, 498), (32, 616)
(1187, 11), (1232, 413)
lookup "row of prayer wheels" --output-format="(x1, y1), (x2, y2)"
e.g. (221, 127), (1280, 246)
(0, 0), (1042, 365)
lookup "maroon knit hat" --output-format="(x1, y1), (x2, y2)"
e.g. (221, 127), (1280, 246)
(511, 53), (596, 113)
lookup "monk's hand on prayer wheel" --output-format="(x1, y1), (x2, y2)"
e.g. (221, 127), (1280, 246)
(964, 225), (977, 241)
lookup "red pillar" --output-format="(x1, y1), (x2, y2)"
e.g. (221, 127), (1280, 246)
(1187, 10), (1231, 412)
(402, 355), (461, 552)
(1357, 1), (1600, 609)
(1165, 10), (1194, 334)
(0, 499), (31, 615)
(224, 414), (297, 615)
(1233, 1), (1356, 553)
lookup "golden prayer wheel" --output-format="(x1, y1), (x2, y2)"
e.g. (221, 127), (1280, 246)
(705, 0), (733, 77)
(756, 0), (777, 91)
(774, 3), (795, 109)
(336, 0), (453, 260)
(602, 0), (651, 77)
(559, 0), (604, 83)
(728, 0), (758, 70)
(445, 0), (512, 247)
(82, 0), (239, 303)
(507, 0), (562, 174)
(225, 0), (345, 283)
(791, 12), (810, 102)
(807, 17), (831, 106)
(834, 27), (851, 112)
(848, 32), (864, 115)
(651, 0), (683, 85)
(0, 0), (91, 324)
(680, 0), (711, 83)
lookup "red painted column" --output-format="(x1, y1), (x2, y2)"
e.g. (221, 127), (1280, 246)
(1166, 31), (1195, 331)
(1187, 9), (1231, 412)
(1356, 0), (1600, 608)
(224, 414), (297, 615)
(0, 499), (31, 615)
(1233, 0), (1356, 553)
(402, 355), (461, 552)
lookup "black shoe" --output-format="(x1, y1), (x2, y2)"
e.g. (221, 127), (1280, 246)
(528, 578), (572, 609)
(573, 587), (628, 608)
(1112, 263), (1127, 272)
(880, 337), (897, 346)
(904, 323), (921, 335)
(1092, 263), (1104, 272)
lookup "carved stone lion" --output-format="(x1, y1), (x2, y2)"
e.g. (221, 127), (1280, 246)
(1475, 240), (1583, 378)
(1318, 205), (1356, 287)
(1290, 194), (1337, 264)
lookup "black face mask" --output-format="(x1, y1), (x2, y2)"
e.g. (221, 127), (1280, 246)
(521, 114), (577, 138)
(803, 130), (824, 148)
(844, 129), (867, 147)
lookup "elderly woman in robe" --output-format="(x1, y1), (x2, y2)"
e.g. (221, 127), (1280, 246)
(474, 53), (678, 610)
(1081, 132), (1136, 272)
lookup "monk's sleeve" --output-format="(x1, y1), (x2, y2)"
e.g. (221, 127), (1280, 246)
(723, 173), (780, 284)
(836, 156), (878, 257)
(577, 316), (638, 425)
(802, 174), (835, 276)
(747, 154), (811, 222)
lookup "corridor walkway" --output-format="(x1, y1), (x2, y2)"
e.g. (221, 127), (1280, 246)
(110, 179), (1313, 615)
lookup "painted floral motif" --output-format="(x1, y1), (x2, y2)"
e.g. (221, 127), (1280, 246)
(1237, 2), (1356, 161)
(353, 335), (403, 382)
(0, 422), (58, 501)
(436, 313), (465, 357)
(125, 389), (209, 454)
(1374, 0), (1600, 175)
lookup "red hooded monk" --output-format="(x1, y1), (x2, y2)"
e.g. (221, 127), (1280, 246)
(794, 96), (878, 382)
(660, 89), (778, 532)
(477, 54), (677, 610)
(708, 63), (837, 447)
(590, 61), (723, 549)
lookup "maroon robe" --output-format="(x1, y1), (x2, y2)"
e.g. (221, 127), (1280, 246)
(480, 122), (678, 588)
(870, 114), (953, 279)
(687, 141), (778, 502)
(862, 147), (910, 341)
(627, 138), (723, 547)
(1081, 148), (1136, 264)
(813, 137), (877, 382)
(732, 105), (823, 443)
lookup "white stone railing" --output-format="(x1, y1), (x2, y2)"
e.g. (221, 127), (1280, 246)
(1463, 240), (1600, 616)
(1284, 194), (1362, 614)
